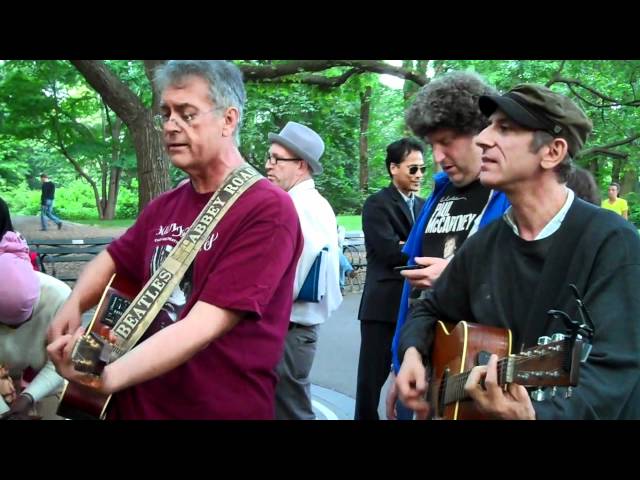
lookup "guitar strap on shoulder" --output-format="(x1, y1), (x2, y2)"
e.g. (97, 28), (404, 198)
(72, 164), (263, 367)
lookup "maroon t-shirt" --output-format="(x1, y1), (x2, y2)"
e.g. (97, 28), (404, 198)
(105, 179), (303, 419)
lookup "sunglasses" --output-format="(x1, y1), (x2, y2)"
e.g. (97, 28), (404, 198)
(408, 165), (427, 175)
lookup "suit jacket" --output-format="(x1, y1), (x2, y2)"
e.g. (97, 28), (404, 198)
(358, 184), (424, 323)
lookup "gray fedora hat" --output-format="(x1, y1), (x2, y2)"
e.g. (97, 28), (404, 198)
(268, 121), (325, 175)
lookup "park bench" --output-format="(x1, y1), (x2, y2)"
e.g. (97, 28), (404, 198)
(343, 231), (366, 293)
(28, 237), (114, 284)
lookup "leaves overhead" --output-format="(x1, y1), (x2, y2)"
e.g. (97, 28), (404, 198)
(2, 59), (640, 219)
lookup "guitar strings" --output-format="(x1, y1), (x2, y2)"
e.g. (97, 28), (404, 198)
(438, 347), (565, 403)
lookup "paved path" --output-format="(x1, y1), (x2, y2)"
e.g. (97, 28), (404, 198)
(310, 291), (394, 420)
(12, 215), (126, 243)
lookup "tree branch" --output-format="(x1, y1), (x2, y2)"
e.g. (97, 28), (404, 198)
(578, 148), (628, 159)
(238, 60), (428, 86)
(545, 60), (566, 87)
(49, 82), (97, 189)
(70, 60), (147, 126)
(548, 75), (640, 107)
(255, 68), (364, 88)
(577, 133), (640, 158)
(143, 60), (167, 112)
(567, 84), (609, 108)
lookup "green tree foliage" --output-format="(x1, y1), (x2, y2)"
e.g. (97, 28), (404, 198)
(3, 179), (138, 220)
(438, 60), (640, 219)
(240, 68), (407, 213)
(0, 60), (137, 218)
(2, 59), (640, 226)
(0, 136), (31, 189)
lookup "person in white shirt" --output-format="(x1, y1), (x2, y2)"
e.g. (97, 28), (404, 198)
(266, 122), (342, 420)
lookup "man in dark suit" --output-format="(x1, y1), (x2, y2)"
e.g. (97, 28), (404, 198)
(354, 137), (425, 420)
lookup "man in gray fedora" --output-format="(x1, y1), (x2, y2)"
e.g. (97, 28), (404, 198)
(266, 121), (342, 420)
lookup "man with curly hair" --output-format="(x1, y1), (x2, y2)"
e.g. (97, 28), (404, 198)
(385, 71), (511, 419)
(396, 84), (640, 419)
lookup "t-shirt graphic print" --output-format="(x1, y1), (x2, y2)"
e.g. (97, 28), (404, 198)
(422, 180), (491, 259)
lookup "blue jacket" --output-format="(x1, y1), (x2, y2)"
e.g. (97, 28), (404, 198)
(391, 172), (511, 373)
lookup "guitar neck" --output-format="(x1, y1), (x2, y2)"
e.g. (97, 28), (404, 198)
(441, 358), (511, 405)
(439, 337), (574, 406)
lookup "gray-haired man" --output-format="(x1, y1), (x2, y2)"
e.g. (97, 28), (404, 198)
(48, 61), (304, 419)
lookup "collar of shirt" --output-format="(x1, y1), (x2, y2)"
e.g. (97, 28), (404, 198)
(288, 178), (315, 195)
(503, 187), (574, 240)
(396, 188), (414, 203)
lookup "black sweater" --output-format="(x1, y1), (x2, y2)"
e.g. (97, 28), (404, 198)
(41, 181), (55, 204)
(399, 198), (640, 419)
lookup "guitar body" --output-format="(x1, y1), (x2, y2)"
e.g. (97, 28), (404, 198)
(429, 321), (511, 420)
(57, 274), (139, 420)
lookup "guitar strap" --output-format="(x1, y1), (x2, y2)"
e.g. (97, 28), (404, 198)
(72, 164), (262, 365)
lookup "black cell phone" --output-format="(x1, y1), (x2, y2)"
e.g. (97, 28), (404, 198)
(393, 265), (425, 272)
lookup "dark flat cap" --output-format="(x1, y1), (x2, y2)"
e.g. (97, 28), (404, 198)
(479, 84), (593, 157)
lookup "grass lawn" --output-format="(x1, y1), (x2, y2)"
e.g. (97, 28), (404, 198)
(337, 215), (362, 231)
(73, 219), (135, 228)
(74, 216), (362, 232)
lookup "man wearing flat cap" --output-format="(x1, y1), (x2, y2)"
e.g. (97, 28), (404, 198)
(396, 84), (640, 419)
(266, 121), (342, 420)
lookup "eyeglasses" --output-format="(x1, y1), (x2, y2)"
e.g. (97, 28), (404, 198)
(153, 108), (218, 132)
(408, 165), (427, 175)
(265, 154), (302, 166)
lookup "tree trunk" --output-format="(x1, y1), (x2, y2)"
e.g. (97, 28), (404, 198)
(621, 167), (638, 195)
(70, 60), (171, 211)
(105, 166), (121, 220)
(100, 161), (108, 215)
(130, 113), (171, 211)
(143, 60), (165, 114)
(403, 60), (428, 107)
(102, 113), (123, 220)
(359, 86), (372, 193)
(611, 157), (623, 185)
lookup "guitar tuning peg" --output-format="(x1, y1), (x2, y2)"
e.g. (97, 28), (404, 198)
(536, 336), (551, 354)
(551, 333), (565, 342)
(564, 387), (573, 399)
(550, 386), (557, 397)
(537, 336), (551, 345)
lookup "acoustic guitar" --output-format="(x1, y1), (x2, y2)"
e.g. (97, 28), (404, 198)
(56, 274), (137, 420)
(428, 320), (587, 420)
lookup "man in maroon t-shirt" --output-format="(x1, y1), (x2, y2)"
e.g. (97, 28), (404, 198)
(47, 60), (303, 419)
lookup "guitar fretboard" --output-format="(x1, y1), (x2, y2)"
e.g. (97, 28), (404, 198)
(439, 340), (568, 406)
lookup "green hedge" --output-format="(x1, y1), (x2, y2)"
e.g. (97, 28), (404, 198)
(625, 192), (640, 227)
(1, 180), (138, 220)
